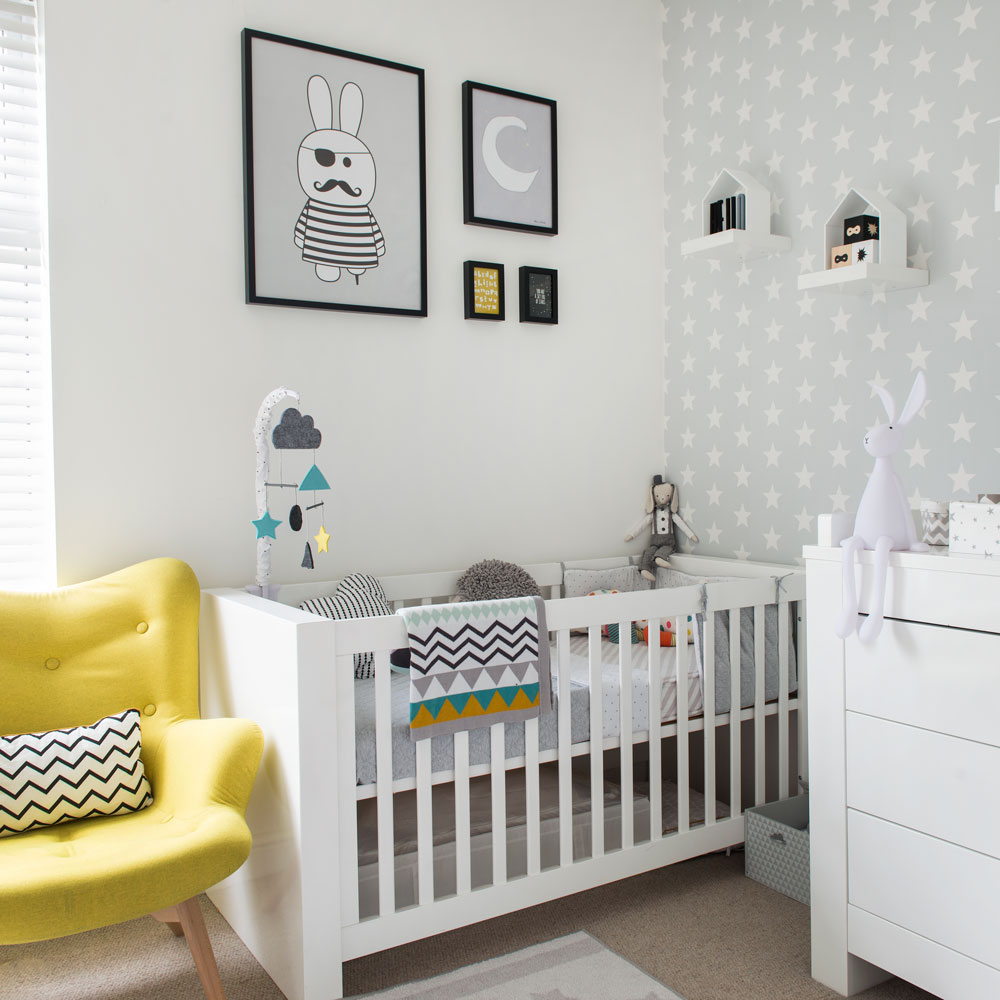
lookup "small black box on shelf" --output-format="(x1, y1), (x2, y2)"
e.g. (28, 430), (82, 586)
(709, 199), (724, 234)
(843, 214), (879, 244)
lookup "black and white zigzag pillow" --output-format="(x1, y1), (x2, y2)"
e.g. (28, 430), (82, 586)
(300, 572), (393, 679)
(0, 709), (154, 838)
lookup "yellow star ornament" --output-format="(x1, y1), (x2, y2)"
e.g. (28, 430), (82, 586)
(314, 525), (331, 554)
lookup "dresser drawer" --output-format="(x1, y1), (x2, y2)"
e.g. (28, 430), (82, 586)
(848, 810), (1000, 971)
(846, 712), (1000, 858)
(849, 905), (1000, 1000)
(846, 618), (1000, 746)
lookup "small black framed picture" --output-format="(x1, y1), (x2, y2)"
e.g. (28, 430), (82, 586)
(463, 260), (505, 320)
(519, 266), (557, 324)
(462, 81), (557, 235)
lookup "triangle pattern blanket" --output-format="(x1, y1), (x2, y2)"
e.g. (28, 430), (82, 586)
(398, 596), (551, 741)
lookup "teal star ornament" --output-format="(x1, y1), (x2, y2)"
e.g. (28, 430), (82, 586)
(252, 510), (282, 539)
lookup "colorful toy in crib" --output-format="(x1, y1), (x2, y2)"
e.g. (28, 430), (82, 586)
(624, 475), (699, 582)
(587, 589), (694, 645)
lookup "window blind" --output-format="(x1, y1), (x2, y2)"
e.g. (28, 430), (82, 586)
(0, 0), (53, 590)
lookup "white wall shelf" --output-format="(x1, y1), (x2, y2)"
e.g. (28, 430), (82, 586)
(681, 168), (791, 261)
(797, 188), (928, 294)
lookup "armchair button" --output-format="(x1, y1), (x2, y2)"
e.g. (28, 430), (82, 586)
(136, 622), (148, 634)
(44, 657), (60, 670)
(143, 704), (156, 716)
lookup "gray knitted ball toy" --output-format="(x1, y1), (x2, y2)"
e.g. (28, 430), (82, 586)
(456, 559), (542, 602)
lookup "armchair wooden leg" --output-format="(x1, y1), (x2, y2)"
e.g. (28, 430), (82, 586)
(152, 897), (226, 1000)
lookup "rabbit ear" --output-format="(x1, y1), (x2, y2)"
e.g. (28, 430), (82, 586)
(339, 82), (363, 136)
(897, 370), (927, 427)
(872, 384), (896, 424)
(307, 75), (334, 131)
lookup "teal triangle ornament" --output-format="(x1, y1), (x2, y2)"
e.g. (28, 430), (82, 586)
(252, 510), (282, 539)
(299, 463), (330, 491)
(301, 542), (314, 569)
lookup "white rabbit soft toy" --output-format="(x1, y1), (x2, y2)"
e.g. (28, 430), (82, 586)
(293, 76), (385, 284)
(835, 371), (929, 644)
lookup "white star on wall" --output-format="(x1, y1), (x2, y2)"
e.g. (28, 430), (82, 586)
(954, 2), (981, 34)
(948, 464), (974, 494)
(909, 96), (934, 125)
(906, 440), (930, 467)
(910, 0), (934, 27)
(950, 311), (976, 341)
(949, 413), (975, 443)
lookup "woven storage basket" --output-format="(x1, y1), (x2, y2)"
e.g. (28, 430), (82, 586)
(744, 794), (810, 905)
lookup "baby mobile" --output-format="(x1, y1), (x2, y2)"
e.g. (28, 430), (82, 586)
(251, 386), (331, 594)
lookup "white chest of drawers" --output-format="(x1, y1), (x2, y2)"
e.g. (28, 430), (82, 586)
(804, 545), (1000, 999)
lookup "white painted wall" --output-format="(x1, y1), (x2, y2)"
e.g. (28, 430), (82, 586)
(43, 0), (664, 588)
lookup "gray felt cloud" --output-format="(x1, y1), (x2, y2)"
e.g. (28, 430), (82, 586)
(272, 408), (322, 449)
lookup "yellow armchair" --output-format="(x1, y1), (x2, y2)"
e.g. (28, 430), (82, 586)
(0, 558), (263, 999)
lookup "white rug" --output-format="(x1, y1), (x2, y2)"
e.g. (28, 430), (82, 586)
(356, 931), (684, 999)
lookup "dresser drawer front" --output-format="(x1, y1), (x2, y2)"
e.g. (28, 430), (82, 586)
(845, 618), (1000, 746)
(848, 810), (1000, 971)
(849, 905), (1000, 1000)
(846, 712), (1000, 858)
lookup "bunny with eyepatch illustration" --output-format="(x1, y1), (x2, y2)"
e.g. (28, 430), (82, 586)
(835, 371), (929, 644)
(294, 76), (385, 283)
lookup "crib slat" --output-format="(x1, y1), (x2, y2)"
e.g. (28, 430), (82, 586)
(676, 613), (689, 835)
(703, 607), (716, 826)
(778, 599), (790, 799)
(648, 619), (662, 843)
(454, 731), (471, 895)
(415, 739), (433, 906)
(557, 629), (572, 867)
(589, 626), (604, 859)
(338, 653), (360, 927)
(525, 716), (541, 876)
(491, 723), (506, 885)
(375, 647), (395, 916)
(729, 608), (741, 818)
(754, 604), (766, 805)
(618, 621), (633, 851)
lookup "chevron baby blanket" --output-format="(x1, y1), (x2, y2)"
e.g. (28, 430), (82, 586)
(399, 596), (552, 741)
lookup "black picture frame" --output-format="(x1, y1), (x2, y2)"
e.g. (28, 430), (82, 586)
(462, 81), (557, 236)
(242, 29), (427, 316)
(463, 260), (505, 320)
(518, 266), (558, 324)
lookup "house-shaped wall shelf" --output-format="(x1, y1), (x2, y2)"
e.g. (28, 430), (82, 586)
(797, 187), (928, 294)
(680, 168), (791, 261)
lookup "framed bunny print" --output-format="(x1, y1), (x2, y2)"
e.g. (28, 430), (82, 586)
(242, 30), (427, 316)
(462, 81), (557, 236)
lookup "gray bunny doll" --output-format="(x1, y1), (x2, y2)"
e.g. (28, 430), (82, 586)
(624, 475), (699, 582)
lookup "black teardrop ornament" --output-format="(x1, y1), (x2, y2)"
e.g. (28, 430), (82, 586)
(289, 504), (303, 531)
(301, 542), (314, 569)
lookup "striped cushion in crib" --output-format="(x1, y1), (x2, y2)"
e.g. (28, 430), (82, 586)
(0, 709), (153, 838)
(300, 572), (393, 679)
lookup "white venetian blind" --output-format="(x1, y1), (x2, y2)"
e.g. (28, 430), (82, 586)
(0, 0), (53, 590)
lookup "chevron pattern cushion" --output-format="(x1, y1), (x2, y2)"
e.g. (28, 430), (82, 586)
(0, 709), (153, 838)
(300, 572), (394, 679)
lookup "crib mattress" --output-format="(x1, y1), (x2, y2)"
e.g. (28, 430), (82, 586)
(354, 636), (701, 786)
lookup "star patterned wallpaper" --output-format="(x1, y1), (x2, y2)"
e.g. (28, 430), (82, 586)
(660, 0), (998, 565)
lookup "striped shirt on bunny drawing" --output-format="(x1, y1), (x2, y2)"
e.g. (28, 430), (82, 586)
(294, 200), (385, 269)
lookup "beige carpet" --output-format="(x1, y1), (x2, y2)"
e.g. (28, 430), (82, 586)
(0, 853), (938, 1000)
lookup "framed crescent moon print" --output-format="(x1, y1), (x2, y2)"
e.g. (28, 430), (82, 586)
(462, 81), (557, 236)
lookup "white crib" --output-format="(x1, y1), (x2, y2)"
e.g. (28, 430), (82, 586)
(198, 554), (806, 1000)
